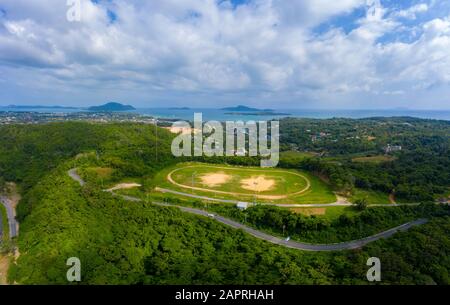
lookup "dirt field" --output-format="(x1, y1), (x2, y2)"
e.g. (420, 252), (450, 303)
(164, 126), (201, 135)
(200, 172), (232, 187)
(0, 254), (11, 285)
(107, 183), (142, 192)
(241, 176), (276, 192)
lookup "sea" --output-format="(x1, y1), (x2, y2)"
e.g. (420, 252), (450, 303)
(1, 106), (450, 121)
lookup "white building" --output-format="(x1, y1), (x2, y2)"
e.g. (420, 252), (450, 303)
(237, 202), (250, 210)
(384, 144), (402, 154)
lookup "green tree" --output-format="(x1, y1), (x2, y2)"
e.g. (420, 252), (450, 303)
(355, 198), (368, 211)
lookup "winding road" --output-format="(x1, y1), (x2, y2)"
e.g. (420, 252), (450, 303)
(68, 168), (428, 251)
(68, 168), (85, 186)
(150, 201), (428, 251)
(0, 195), (18, 238)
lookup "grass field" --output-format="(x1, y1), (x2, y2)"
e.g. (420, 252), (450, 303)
(349, 188), (392, 205)
(154, 162), (336, 204)
(290, 206), (359, 220)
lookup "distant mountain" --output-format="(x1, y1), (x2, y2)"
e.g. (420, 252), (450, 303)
(6, 105), (78, 109)
(220, 105), (274, 112)
(88, 102), (136, 112)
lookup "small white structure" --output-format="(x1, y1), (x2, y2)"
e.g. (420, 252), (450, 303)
(237, 202), (250, 210)
(384, 144), (402, 154)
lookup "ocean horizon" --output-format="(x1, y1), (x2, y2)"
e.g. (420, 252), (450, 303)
(1, 106), (450, 121)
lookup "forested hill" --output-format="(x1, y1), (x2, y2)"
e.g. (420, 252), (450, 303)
(0, 122), (174, 186)
(1, 122), (449, 284)
(279, 117), (450, 202)
(0, 122), (175, 221)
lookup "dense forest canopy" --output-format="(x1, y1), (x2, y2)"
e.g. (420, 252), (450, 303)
(0, 119), (449, 284)
(279, 117), (450, 201)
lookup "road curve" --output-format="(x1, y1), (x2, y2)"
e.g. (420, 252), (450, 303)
(68, 168), (85, 186)
(0, 195), (18, 238)
(68, 169), (428, 251)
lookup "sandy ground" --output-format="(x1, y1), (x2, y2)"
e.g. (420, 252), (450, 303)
(107, 183), (142, 192)
(241, 176), (275, 192)
(200, 172), (232, 188)
(164, 126), (201, 135)
(336, 195), (352, 205)
(0, 255), (9, 285)
(389, 193), (397, 204)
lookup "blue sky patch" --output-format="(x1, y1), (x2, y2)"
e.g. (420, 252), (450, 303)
(313, 6), (367, 36)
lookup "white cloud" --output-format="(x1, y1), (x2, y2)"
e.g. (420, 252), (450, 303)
(395, 3), (429, 20)
(0, 0), (449, 109)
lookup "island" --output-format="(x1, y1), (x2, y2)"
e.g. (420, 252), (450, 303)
(88, 102), (136, 112)
(220, 105), (274, 112)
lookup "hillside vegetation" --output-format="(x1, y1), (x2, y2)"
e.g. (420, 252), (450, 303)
(0, 122), (449, 284)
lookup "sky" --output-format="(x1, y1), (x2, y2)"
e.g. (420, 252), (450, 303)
(0, 0), (450, 109)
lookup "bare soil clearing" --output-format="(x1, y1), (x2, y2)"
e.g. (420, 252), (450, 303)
(389, 193), (397, 204)
(164, 126), (201, 135)
(0, 254), (10, 285)
(107, 183), (142, 192)
(241, 176), (275, 192)
(200, 172), (232, 188)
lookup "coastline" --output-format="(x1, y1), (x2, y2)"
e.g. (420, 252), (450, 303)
(1, 106), (450, 121)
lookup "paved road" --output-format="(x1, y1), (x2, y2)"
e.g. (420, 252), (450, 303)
(155, 187), (420, 208)
(147, 201), (428, 251)
(68, 168), (85, 186)
(69, 170), (429, 251)
(155, 187), (257, 205)
(0, 195), (18, 238)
